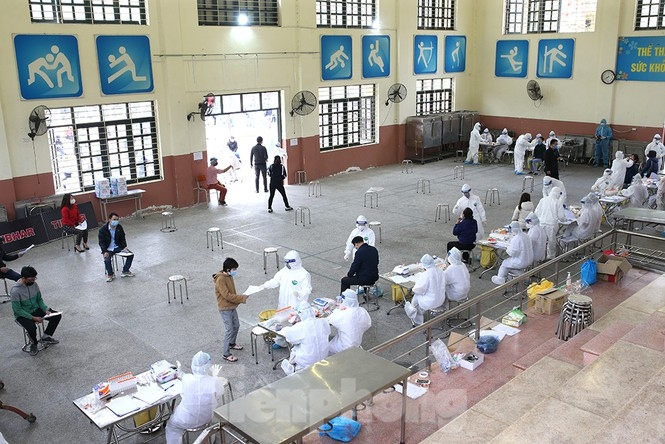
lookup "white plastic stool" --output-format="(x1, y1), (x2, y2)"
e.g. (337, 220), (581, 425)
(15, 319), (48, 353)
(455, 148), (465, 162)
(160, 211), (177, 232)
(369, 221), (382, 243)
(250, 326), (274, 365)
(435, 204), (450, 222)
(167, 275), (189, 304)
(364, 191), (379, 208)
(112, 254), (127, 272)
(295, 170), (307, 184)
(522, 175), (534, 193)
(417, 178), (431, 194)
(295, 207), (311, 226)
(263, 247), (279, 274)
(484, 188), (500, 206)
(453, 165), (464, 180)
(206, 227), (223, 251)
(401, 160), (413, 173)
(308, 181), (321, 197)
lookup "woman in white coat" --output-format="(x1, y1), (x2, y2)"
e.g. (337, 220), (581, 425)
(443, 248), (470, 309)
(571, 194), (602, 241)
(404, 254), (446, 325)
(328, 289), (372, 355)
(491, 221), (534, 285)
(621, 175), (648, 208)
(514, 133), (536, 175)
(281, 301), (330, 375)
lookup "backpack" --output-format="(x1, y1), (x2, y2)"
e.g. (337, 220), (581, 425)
(479, 245), (497, 269)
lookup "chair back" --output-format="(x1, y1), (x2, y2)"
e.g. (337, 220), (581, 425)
(196, 175), (207, 187)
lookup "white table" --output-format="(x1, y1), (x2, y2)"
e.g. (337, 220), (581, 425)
(98, 189), (146, 220)
(599, 195), (628, 226)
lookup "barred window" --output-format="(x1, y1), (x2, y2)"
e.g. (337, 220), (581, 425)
(417, 0), (455, 30)
(198, 0), (278, 26)
(48, 101), (160, 194)
(29, 0), (148, 24)
(504, 0), (596, 34)
(316, 0), (376, 28)
(416, 78), (454, 116)
(635, 0), (665, 30)
(319, 85), (376, 152)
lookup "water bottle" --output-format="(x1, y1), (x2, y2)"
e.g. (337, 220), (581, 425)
(566, 272), (572, 291)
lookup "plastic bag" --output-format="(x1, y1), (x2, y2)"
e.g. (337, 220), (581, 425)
(319, 416), (361, 442)
(479, 245), (497, 269)
(431, 338), (457, 373)
(527, 279), (553, 298)
(580, 259), (597, 286)
(476, 335), (499, 354)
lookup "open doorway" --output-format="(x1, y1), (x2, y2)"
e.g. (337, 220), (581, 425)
(204, 91), (283, 196)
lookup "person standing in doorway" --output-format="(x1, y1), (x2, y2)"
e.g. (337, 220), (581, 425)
(267, 156), (293, 213)
(250, 136), (269, 193)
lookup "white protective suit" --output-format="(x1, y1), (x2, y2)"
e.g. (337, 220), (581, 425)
(572, 194), (602, 241)
(621, 175), (648, 208)
(404, 254), (446, 325)
(481, 128), (493, 143)
(328, 289), (371, 355)
(591, 169), (613, 196)
(443, 248), (470, 308)
(165, 352), (225, 444)
(645, 135), (664, 170)
(514, 133), (536, 174)
(465, 122), (482, 164)
(263, 250), (312, 310)
(526, 213), (547, 264)
(344, 215), (376, 260)
(535, 186), (567, 259)
(452, 184), (487, 240)
(491, 222), (534, 285)
(542, 176), (567, 205)
(281, 301), (330, 375)
(545, 131), (559, 151)
(610, 151), (633, 190)
(586, 193), (605, 224)
(494, 129), (513, 161)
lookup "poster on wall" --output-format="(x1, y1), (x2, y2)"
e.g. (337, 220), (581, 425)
(321, 35), (352, 80)
(14, 34), (83, 100)
(362, 35), (390, 78)
(495, 40), (529, 78)
(616, 36), (665, 81)
(414, 35), (438, 74)
(444, 35), (466, 73)
(96, 35), (154, 95)
(536, 38), (575, 79)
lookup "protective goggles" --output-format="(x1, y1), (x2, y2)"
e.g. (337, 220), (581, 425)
(284, 258), (297, 264)
(356, 221), (367, 225)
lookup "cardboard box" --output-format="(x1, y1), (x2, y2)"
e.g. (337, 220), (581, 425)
(534, 288), (568, 315)
(458, 352), (484, 370)
(596, 254), (632, 283)
(94, 179), (111, 198)
(110, 177), (128, 196)
(447, 334), (476, 353)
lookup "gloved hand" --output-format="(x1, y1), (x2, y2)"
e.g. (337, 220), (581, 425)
(258, 285), (265, 291)
(210, 364), (222, 377)
(344, 251), (351, 261)
(293, 290), (302, 300)
(175, 360), (184, 379)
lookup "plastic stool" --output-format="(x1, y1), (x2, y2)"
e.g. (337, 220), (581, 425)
(368, 221), (381, 243)
(263, 247), (279, 274)
(522, 175), (534, 193)
(250, 326), (274, 365)
(556, 294), (594, 341)
(455, 148), (465, 162)
(295, 170), (307, 184)
(453, 165), (464, 180)
(401, 160), (413, 173)
(435, 204), (450, 222)
(167, 275), (189, 304)
(364, 191), (379, 208)
(359, 285), (380, 312)
(61, 230), (71, 252)
(446, 298), (474, 329)
(308, 181), (321, 197)
(112, 254), (128, 272)
(206, 227), (223, 251)
(1, 278), (10, 302)
(425, 306), (448, 333)
(417, 178), (431, 194)
(160, 212), (177, 232)
(484, 188), (500, 206)
(15, 319), (48, 353)
(295, 207), (311, 226)
(502, 269), (525, 300)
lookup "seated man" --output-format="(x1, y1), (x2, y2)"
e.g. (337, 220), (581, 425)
(98, 212), (135, 282)
(281, 301), (330, 375)
(206, 157), (233, 206)
(528, 134), (546, 175)
(340, 236), (379, 293)
(165, 351), (225, 444)
(492, 128), (513, 162)
(11, 266), (61, 356)
(492, 222), (534, 285)
(443, 248), (471, 310)
(404, 254), (446, 325)
(0, 238), (25, 282)
(446, 207), (478, 264)
(328, 289), (372, 355)
(570, 193), (602, 241)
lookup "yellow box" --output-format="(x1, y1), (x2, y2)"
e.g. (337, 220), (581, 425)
(391, 284), (410, 302)
(133, 406), (158, 427)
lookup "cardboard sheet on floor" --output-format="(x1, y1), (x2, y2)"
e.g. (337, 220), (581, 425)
(393, 381), (428, 399)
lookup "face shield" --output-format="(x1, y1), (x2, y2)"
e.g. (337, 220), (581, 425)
(284, 250), (302, 270)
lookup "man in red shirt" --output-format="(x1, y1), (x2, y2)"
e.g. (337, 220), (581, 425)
(206, 157), (232, 206)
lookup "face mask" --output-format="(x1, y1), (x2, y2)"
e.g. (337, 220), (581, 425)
(463, 192), (470, 198)
(110, 220), (119, 227)
(285, 263), (291, 269)
(229, 270), (237, 277)
(70, 198), (76, 205)
(25, 281), (35, 286)
(357, 224), (366, 231)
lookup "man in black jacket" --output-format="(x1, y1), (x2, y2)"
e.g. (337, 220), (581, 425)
(98, 212), (135, 282)
(341, 236), (379, 293)
(250, 136), (269, 193)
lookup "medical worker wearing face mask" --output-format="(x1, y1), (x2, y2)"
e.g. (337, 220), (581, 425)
(542, 176), (567, 205)
(453, 184), (486, 240)
(571, 194), (602, 241)
(344, 215), (376, 261)
(328, 289), (372, 355)
(591, 169), (613, 196)
(443, 248), (471, 309)
(621, 175), (649, 208)
(491, 221), (534, 285)
(645, 134), (664, 170)
(525, 213), (546, 264)
(404, 254), (446, 325)
(594, 118), (613, 168)
(535, 186), (567, 260)
(493, 128), (513, 162)
(609, 151), (633, 190)
(464, 122), (482, 165)
(165, 351), (225, 444)
(514, 133), (537, 175)
(281, 301), (330, 375)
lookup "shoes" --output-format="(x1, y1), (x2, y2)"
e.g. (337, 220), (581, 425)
(84, 243), (90, 250)
(220, 201), (228, 206)
(264, 189), (269, 193)
(463, 160), (472, 164)
(515, 171), (525, 175)
(533, 172), (539, 175)
(491, 276), (506, 285)
(29, 343), (38, 356)
(272, 343), (284, 350)
(256, 190), (259, 193)
(268, 208), (273, 213)
(106, 275), (115, 282)
(473, 162), (481, 165)
(285, 207), (293, 211)
(121, 271), (135, 277)
(74, 246), (84, 253)
(41, 335), (59, 345)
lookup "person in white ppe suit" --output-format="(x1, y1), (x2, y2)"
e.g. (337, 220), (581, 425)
(453, 184), (487, 240)
(609, 151), (634, 190)
(591, 169), (614, 196)
(620, 175), (648, 208)
(542, 176), (567, 205)
(328, 289), (371, 355)
(344, 215), (375, 261)
(569, 194), (602, 241)
(404, 254), (446, 325)
(491, 221), (534, 285)
(464, 122), (482, 165)
(165, 351), (225, 444)
(535, 186), (567, 260)
(493, 128), (513, 162)
(443, 248), (470, 309)
(645, 134), (664, 170)
(514, 133), (537, 175)
(281, 301), (330, 375)
(481, 128), (493, 143)
(525, 213), (546, 264)
(545, 130), (559, 151)
(586, 193), (604, 224)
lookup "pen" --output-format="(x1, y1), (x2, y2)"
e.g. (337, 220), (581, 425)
(162, 383), (174, 391)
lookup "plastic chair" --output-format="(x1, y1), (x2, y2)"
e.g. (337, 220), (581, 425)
(206, 227), (223, 251)
(193, 175), (209, 204)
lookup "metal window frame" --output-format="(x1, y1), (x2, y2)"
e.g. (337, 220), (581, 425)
(527, 0), (560, 34)
(415, 78), (454, 116)
(316, 0), (376, 29)
(28, 0), (148, 24)
(504, 0), (525, 34)
(318, 84), (376, 151)
(417, 0), (456, 31)
(635, 0), (665, 30)
(197, 0), (279, 27)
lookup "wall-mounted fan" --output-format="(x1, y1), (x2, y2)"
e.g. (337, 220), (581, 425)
(289, 91), (317, 117)
(28, 105), (51, 140)
(526, 80), (543, 101)
(385, 83), (407, 106)
(187, 93), (216, 121)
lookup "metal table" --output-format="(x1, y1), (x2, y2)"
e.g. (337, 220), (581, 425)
(98, 189), (146, 220)
(599, 195), (628, 226)
(214, 347), (411, 444)
(380, 270), (418, 316)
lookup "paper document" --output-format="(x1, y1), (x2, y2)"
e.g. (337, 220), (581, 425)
(106, 396), (141, 416)
(243, 285), (263, 296)
(161, 379), (181, 395)
(116, 250), (133, 257)
(43, 311), (62, 319)
(75, 220), (88, 230)
(393, 382), (428, 399)
(389, 275), (411, 284)
(133, 386), (167, 405)
(21, 244), (35, 254)
(492, 323), (521, 336)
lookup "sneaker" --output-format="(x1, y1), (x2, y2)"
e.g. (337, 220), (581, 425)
(272, 343), (283, 350)
(463, 160), (472, 165)
(285, 207), (293, 211)
(220, 201), (228, 206)
(515, 171), (525, 175)
(41, 335), (59, 345)
(121, 271), (135, 278)
(106, 275), (115, 282)
(29, 343), (38, 356)
(264, 189), (269, 193)
(268, 208), (273, 213)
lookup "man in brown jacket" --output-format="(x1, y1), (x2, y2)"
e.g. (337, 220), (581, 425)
(214, 257), (248, 362)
